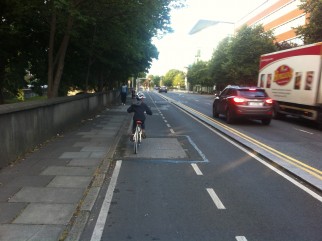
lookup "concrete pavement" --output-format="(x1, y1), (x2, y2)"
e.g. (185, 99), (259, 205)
(0, 102), (131, 241)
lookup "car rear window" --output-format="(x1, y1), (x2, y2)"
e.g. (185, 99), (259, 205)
(237, 89), (267, 98)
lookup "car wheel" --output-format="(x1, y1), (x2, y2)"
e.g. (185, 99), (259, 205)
(226, 108), (234, 124)
(262, 118), (271, 125)
(212, 105), (219, 118)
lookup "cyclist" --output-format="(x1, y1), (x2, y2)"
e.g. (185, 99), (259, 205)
(127, 92), (152, 141)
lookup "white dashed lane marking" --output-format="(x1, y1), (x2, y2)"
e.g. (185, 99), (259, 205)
(191, 163), (203, 175)
(206, 188), (226, 209)
(236, 236), (248, 241)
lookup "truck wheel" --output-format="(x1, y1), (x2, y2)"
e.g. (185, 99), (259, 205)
(262, 118), (271, 125)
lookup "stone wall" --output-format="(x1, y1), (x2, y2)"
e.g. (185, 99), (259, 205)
(0, 91), (118, 168)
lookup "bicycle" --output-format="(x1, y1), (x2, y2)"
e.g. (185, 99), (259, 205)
(133, 120), (143, 154)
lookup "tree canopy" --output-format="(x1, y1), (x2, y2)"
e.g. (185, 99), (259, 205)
(186, 25), (276, 91)
(295, 0), (322, 44)
(0, 0), (185, 103)
(163, 69), (185, 88)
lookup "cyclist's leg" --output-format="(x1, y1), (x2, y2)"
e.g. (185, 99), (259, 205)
(130, 119), (137, 142)
(141, 121), (146, 138)
(132, 120), (137, 134)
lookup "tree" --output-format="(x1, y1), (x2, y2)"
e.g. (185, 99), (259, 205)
(0, 0), (39, 104)
(207, 25), (276, 90)
(163, 69), (184, 87)
(149, 75), (161, 87)
(187, 60), (210, 89)
(173, 72), (185, 88)
(208, 37), (232, 91)
(295, 0), (322, 44)
(222, 25), (276, 86)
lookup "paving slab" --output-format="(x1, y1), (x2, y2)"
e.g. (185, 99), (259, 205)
(68, 158), (101, 167)
(0, 185), (21, 202)
(9, 187), (84, 203)
(40, 166), (95, 176)
(47, 176), (92, 188)
(0, 203), (27, 224)
(5, 175), (53, 187)
(13, 203), (76, 225)
(0, 224), (63, 241)
(89, 151), (106, 158)
(59, 151), (92, 159)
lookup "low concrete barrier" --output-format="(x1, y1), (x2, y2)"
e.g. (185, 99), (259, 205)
(0, 91), (118, 168)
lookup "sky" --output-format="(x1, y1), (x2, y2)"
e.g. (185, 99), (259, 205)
(148, 0), (266, 76)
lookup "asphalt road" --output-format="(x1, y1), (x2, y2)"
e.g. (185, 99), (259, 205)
(165, 91), (322, 174)
(80, 91), (322, 241)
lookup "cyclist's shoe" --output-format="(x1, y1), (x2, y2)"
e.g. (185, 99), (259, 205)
(142, 132), (146, 139)
(130, 134), (134, 142)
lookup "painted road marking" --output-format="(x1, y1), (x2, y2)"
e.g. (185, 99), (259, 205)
(295, 128), (314, 135)
(191, 163), (203, 175)
(206, 188), (226, 209)
(90, 160), (122, 241)
(236, 236), (248, 241)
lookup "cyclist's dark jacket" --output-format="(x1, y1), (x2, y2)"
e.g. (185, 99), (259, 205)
(127, 100), (152, 121)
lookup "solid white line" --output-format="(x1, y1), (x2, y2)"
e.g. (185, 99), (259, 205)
(236, 236), (248, 241)
(206, 188), (226, 209)
(185, 135), (209, 163)
(90, 160), (122, 241)
(191, 163), (203, 175)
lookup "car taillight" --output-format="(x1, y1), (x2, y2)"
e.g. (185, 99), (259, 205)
(233, 97), (246, 104)
(265, 99), (273, 104)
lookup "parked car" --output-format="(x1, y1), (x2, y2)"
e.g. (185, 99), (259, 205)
(159, 86), (167, 93)
(212, 85), (273, 125)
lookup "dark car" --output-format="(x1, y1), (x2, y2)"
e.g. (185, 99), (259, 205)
(212, 85), (273, 125)
(159, 86), (167, 93)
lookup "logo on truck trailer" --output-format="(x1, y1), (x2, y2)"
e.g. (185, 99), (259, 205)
(273, 65), (293, 86)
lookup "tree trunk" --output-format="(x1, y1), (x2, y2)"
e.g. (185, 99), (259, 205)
(47, 12), (56, 99)
(0, 58), (6, 104)
(47, 10), (74, 98)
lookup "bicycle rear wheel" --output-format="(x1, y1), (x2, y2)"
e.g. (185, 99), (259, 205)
(133, 126), (140, 154)
(134, 139), (138, 154)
